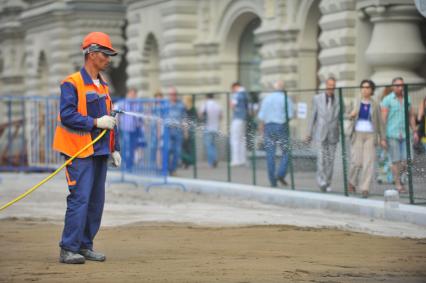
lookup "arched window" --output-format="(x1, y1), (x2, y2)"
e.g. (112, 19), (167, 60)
(298, 1), (321, 89)
(142, 33), (160, 96)
(38, 51), (49, 96)
(238, 18), (261, 92)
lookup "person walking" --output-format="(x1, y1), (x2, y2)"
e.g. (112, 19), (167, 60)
(376, 86), (394, 185)
(166, 87), (186, 175)
(230, 82), (249, 166)
(181, 95), (197, 169)
(381, 77), (418, 193)
(258, 80), (293, 187)
(149, 91), (164, 169)
(306, 77), (340, 192)
(347, 79), (386, 198)
(247, 92), (260, 151)
(199, 93), (223, 168)
(53, 31), (121, 264)
(415, 96), (426, 153)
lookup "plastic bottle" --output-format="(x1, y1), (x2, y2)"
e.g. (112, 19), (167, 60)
(384, 189), (399, 209)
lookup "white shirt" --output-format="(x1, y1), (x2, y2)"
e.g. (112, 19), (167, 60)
(355, 101), (374, 133)
(355, 120), (374, 133)
(93, 79), (101, 88)
(199, 99), (222, 132)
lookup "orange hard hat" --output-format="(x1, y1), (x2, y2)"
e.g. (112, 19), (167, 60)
(82, 31), (117, 56)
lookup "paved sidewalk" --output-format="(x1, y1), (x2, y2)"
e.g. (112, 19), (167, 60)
(1, 172), (426, 238)
(173, 159), (426, 205)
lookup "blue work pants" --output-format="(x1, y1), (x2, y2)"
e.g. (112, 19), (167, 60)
(60, 155), (108, 252)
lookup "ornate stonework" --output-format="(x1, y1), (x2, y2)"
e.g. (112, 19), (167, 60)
(318, 0), (358, 87)
(0, 0), (125, 96)
(359, 0), (426, 84)
(0, 0), (425, 97)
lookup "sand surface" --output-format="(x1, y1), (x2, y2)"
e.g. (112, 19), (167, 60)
(1, 219), (426, 283)
(1, 173), (426, 282)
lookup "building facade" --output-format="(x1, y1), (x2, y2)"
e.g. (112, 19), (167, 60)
(0, 0), (425, 98)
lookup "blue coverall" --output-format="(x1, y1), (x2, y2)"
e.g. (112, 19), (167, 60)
(59, 68), (119, 252)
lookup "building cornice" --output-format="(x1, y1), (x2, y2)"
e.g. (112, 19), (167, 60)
(20, 1), (125, 29)
(125, 0), (169, 9)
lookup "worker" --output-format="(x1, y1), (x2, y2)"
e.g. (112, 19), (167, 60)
(53, 31), (121, 264)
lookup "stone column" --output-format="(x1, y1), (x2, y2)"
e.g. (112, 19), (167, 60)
(360, 1), (426, 84)
(318, 0), (357, 87)
(255, 28), (299, 89)
(125, 11), (144, 94)
(160, 0), (198, 94)
(192, 0), (221, 94)
(193, 42), (220, 94)
(48, 24), (73, 95)
(0, 1), (26, 96)
(253, 0), (300, 89)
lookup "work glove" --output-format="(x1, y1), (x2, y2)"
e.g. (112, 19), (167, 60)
(111, 151), (121, 167)
(96, 115), (116, 130)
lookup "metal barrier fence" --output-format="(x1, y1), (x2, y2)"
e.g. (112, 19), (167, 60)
(0, 96), (60, 171)
(0, 96), (181, 190)
(172, 83), (426, 205)
(1, 83), (426, 203)
(112, 98), (184, 190)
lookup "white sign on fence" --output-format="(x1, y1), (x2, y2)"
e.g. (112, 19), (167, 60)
(297, 103), (308, 119)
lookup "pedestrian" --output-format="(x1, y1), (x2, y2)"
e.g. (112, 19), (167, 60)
(181, 95), (197, 169)
(376, 86), (394, 185)
(306, 77), (340, 192)
(53, 31), (121, 264)
(247, 92), (260, 151)
(381, 77), (418, 193)
(114, 88), (142, 172)
(415, 96), (426, 153)
(166, 87), (186, 175)
(258, 80), (293, 187)
(230, 82), (249, 166)
(347, 79), (386, 198)
(149, 91), (164, 169)
(199, 93), (223, 168)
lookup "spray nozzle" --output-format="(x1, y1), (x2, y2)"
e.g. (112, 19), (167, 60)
(111, 109), (124, 117)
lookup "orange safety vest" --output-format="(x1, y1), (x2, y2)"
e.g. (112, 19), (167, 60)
(53, 71), (115, 158)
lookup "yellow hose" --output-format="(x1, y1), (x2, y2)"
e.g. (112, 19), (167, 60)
(0, 129), (107, 212)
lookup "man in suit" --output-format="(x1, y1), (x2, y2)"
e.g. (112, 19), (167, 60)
(306, 77), (340, 192)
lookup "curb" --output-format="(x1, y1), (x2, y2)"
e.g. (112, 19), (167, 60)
(108, 173), (426, 227)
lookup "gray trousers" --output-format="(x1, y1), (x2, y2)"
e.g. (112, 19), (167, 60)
(316, 139), (337, 188)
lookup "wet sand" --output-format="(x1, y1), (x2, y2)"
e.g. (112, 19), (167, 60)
(1, 219), (426, 283)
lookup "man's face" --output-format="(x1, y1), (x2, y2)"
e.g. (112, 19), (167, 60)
(91, 52), (111, 71)
(325, 79), (336, 96)
(392, 79), (404, 96)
